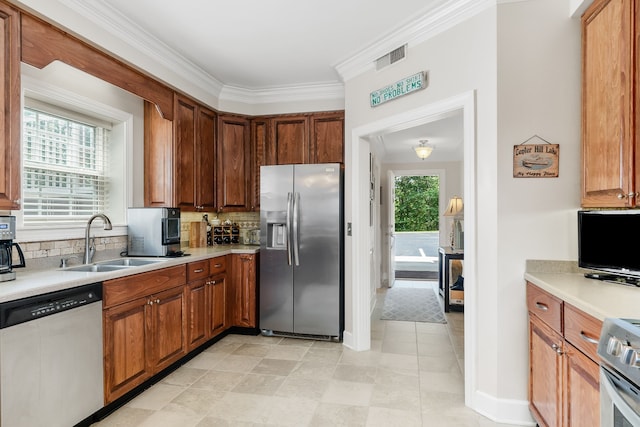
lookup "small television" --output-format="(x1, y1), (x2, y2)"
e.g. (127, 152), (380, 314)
(578, 210), (640, 278)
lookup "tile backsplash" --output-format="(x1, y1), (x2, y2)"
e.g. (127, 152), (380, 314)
(17, 211), (260, 271)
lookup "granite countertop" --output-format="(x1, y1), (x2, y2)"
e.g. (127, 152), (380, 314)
(0, 245), (259, 303)
(525, 260), (640, 321)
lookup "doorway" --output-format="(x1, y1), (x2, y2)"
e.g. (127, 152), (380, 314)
(346, 90), (476, 406)
(391, 173), (441, 283)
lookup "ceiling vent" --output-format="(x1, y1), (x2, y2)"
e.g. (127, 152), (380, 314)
(375, 45), (406, 71)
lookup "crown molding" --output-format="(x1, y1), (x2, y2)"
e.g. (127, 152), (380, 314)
(58, 0), (345, 106)
(334, 0), (495, 82)
(60, 0), (225, 98)
(220, 82), (344, 105)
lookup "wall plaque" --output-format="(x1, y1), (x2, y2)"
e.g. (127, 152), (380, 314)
(370, 72), (427, 107)
(513, 135), (559, 178)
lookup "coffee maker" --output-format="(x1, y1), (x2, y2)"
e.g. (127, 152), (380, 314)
(0, 216), (25, 281)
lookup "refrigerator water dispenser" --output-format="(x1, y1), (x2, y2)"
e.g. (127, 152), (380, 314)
(267, 223), (287, 249)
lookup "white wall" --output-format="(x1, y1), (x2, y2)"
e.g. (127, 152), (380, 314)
(496, 0), (581, 402)
(345, 0), (581, 423)
(343, 0), (500, 413)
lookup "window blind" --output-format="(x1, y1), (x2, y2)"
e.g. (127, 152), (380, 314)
(22, 107), (111, 225)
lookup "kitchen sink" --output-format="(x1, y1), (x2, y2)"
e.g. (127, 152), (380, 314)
(95, 258), (166, 267)
(62, 257), (169, 272)
(63, 264), (131, 273)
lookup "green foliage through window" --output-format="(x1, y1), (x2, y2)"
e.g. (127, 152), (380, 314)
(394, 175), (439, 231)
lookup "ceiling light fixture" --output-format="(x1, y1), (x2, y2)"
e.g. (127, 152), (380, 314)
(414, 139), (434, 160)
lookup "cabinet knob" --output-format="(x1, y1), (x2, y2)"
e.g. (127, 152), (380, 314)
(551, 343), (564, 355)
(617, 192), (636, 200)
(148, 300), (153, 305)
(155, 299), (160, 304)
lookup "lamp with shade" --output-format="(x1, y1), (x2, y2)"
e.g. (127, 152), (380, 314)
(414, 139), (434, 160)
(444, 196), (464, 250)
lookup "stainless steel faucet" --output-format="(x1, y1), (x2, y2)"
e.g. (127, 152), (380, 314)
(84, 213), (112, 264)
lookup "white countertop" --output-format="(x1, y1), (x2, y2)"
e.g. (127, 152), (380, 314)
(525, 271), (640, 321)
(0, 245), (259, 303)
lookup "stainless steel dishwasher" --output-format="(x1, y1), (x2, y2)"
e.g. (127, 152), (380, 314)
(0, 282), (104, 427)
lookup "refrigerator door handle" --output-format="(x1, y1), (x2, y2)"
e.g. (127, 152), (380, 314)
(292, 192), (300, 266)
(286, 192), (293, 266)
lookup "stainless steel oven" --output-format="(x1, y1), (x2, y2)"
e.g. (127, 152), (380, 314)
(598, 318), (640, 426)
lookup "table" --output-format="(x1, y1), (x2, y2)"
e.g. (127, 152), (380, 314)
(438, 246), (464, 312)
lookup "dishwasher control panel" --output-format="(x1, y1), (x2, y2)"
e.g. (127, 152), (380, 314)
(0, 282), (102, 328)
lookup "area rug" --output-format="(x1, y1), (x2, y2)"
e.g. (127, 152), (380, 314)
(381, 287), (447, 323)
(395, 270), (439, 280)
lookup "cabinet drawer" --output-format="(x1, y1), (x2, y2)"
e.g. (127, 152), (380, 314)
(210, 256), (227, 276)
(187, 260), (210, 281)
(104, 265), (186, 308)
(564, 303), (602, 362)
(527, 282), (563, 333)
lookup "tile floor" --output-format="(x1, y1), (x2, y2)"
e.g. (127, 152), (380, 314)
(92, 281), (517, 427)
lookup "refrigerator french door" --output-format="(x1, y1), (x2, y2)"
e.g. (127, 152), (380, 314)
(259, 163), (343, 340)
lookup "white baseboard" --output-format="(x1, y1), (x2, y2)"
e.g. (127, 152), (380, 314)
(473, 390), (536, 426)
(342, 331), (354, 349)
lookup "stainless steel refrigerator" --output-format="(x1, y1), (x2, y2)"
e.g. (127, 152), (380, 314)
(259, 163), (343, 340)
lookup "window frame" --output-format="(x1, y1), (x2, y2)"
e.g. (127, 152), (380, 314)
(16, 75), (132, 241)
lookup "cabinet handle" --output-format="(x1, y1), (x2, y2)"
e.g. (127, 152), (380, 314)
(580, 331), (599, 345)
(535, 302), (548, 311)
(213, 264), (222, 268)
(211, 280), (216, 285)
(551, 343), (564, 355)
(193, 268), (204, 273)
(617, 192), (636, 200)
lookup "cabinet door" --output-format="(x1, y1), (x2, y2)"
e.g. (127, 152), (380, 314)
(174, 95), (197, 210)
(250, 118), (268, 210)
(103, 297), (151, 403)
(217, 115), (250, 212)
(310, 112), (344, 164)
(196, 106), (216, 210)
(232, 254), (257, 328)
(582, 0), (635, 207)
(529, 315), (563, 427)
(144, 101), (174, 207)
(187, 279), (208, 351)
(210, 274), (227, 336)
(270, 115), (309, 164)
(563, 343), (600, 427)
(0, 3), (20, 210)
(150, 286), (186, 372)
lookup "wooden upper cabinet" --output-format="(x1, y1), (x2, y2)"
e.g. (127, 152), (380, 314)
(145, 95), (216, 210)
(250, 118), (268, 211)
(0, 3), (20, 210)
(310, 112), (344, 164)
(144, 102), (173, 207)
(581, 0), (636, 207)
(174, 95), (197, 210)
(217, 115), (250, 212)
(196, 106), (216, 210)
(270, 115), (309, 165)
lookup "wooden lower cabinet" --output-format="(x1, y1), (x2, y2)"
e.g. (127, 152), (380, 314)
(529, 314), (564, 427)
(563, 342), (600, 427)
(103, 266), (187, 403)
(187, 272), (227, 351)
(527, 282), (600, 427)
(103, 254), (257, 403)
(231, 253), (257, 328)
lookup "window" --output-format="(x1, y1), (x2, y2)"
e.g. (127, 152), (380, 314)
(22, 104), (111, 226)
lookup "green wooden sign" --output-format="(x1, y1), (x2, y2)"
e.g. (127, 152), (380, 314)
(370, 72), (427, 107)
